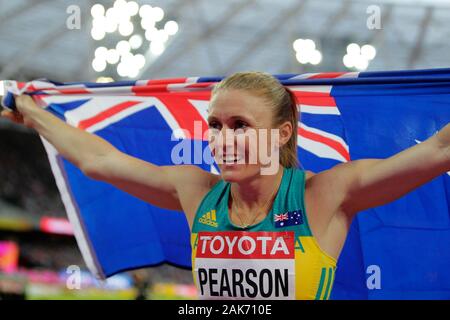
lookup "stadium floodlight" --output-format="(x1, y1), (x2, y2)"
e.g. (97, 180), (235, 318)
(343, 43), (376, 71)
(293, 38), (322, 66)
(90, 1), (178, 78)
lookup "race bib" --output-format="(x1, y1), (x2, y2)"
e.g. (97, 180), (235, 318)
(194, 231), (295, 299)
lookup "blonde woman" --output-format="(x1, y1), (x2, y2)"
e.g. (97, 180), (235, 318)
(2, 72), (450, 299)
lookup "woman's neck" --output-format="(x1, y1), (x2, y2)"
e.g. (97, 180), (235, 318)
(230, 166), (284, 212)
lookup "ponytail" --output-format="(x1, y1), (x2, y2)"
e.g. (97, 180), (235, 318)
(279, 87), (299, 168)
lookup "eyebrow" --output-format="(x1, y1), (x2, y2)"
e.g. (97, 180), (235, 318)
(207, 115), (253, 123)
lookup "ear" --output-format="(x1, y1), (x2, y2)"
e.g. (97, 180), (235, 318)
(278, 121), (293, 148)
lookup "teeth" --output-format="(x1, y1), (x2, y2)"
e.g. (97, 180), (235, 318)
(222, 155), (243, 162)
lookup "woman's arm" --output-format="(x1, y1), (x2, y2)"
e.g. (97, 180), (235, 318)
(1, 95), (215, 213)
(335, 124), (450, 216)
(304, 124), (450, 247)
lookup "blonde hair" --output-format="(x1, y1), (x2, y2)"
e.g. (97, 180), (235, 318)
(212, 71), (299, 168)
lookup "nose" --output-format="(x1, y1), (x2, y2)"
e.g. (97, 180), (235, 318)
(209, 127), (236, 156)
(219, 127), (236, 156)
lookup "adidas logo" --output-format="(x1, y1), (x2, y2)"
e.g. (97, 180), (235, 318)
(199, 210), (218, 228)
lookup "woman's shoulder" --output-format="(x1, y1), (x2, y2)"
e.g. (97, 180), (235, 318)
(173, 165), (222, 228)
(174, 164), (220, 185)
(304, 169), (315, 180)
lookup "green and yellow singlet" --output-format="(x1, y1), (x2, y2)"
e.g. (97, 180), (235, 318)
(191, 167), (337, 300)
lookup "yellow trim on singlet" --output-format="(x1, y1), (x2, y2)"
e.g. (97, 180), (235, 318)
(294, 236), (336, 300)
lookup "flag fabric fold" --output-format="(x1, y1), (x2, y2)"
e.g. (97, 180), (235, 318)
(2, 68), (450, 299)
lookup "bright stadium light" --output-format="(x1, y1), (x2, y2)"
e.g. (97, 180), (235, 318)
(117, 62), (128, 77)
(361, 44), (377, 60)
(141, 17), (156, 30)
(293, 38), (322, 65)
(343, 54), (354, 68)
(91, 4), (105, 18)
(303, 39), (315, 51)
(119, 21), (134, 36)
(134, 54), (146, 69)
(129, 34), (143, 49)
(118, 52), (140, 78)
(127, 67), (139, 78)
(114, 0), (128, 10)
(295, 52), (309, 64)
(343, 43), (376, 71)
(105, 7), (120, 25)
(145, 27), (158, 41)
(106, 49), (120, 64)
(121, 52), (134, 65)
(293, 39), (303, 52)
(346, 43), (360, 56)
(354, 55), (369, 70)
(152, 7), (164, 22)
(91, 1), (179, 78)
(91, 27), (106, 41)
(95, 46), (108, 59)
(92, 58), (107, 72)
(309, 50), (322, 65)
(105, 18), (118, 33)
(164, 21), (178, 36)
(139, 4), (152, 18)
(126, 1), (139, 16)
(92, 16), (106, 30)
(116, 40), (131, 55)
(150, 41), (165, 55)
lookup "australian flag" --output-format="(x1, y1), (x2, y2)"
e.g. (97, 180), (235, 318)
(274, 210), (304, 228)
(2, 68), (450, 299)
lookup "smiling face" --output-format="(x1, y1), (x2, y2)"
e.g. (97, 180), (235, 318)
(207, 89), (287, 182)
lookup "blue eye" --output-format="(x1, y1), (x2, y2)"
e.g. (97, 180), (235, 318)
(208, 121), (221, 130)
(234, 120), (248, 130)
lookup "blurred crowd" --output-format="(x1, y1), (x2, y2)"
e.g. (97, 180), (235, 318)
(0, 128), (193, 292)
(0, 128), (64, 217)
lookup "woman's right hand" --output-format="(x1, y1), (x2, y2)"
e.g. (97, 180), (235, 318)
(0, 108), (25, 125)
(0, 95), (40, 128)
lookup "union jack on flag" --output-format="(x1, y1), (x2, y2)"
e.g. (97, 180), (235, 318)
(274, 213), (289, 222)
(3, 68), (450, 299)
